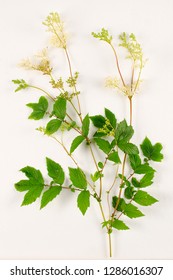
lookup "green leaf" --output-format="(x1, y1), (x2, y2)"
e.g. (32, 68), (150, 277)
(91, 171), (103, 182)
(53, 97), (66, 120)
(46, 158), (65, 185)
(112, 219), (129, 230)
(102, 220), (110, 228)
(98, 162), (104, 169)
(94, 138), (111, 154)
(70, 135), (85, 154)
(27, 96), (48, 120)
(15, 180), (35, 192)
(110, 139), (116, 149)
(20, 166), (44, 185)
(150, 143), (163, 162)
(40, 186), (62, 209)
(129, 154), (141, 170)
(90, 115), (106, 128)
(124, 186), (134, 199)
(15, 166), (44, 206)
(112, 196), (144, 218)
(69, 167), (87, 189)
(124, 203), (144, 218)
(22, 185), (44, 206)
(140, 137), (152, 158)
(140, 137), (163, 162)
(93, 131), (107, 137)
(131, 177), (140, 188)
(140, 172), (154, 188)
(112, 197), (126, 211)
(12, 79), (29, 92)
(82, 114), (90, 137)
(45, 119), (62, 135)
(118, 174), (131, 187)
(135, 164), (155, 174)
(115, 120), (134, 144)
(108, 151), (121, 164)
(133, 190), (158, 206)
(67, 121), (77, 131)
(77, 190), (90, 215)
(105, 108), (117, 128)
(119, 143), (139, 155)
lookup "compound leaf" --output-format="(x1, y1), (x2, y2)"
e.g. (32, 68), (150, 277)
(12, 79), (29, 92)
(15, 166), (44, 206)
(27, 96), (48, 120)
(20, 166), (44, 185)
(140, 137), (163, 162)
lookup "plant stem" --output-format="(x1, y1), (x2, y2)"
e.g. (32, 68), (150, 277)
(111, 95), (133, 219)
(88, 144), (99, 171)
(50, 135), (78, 166)
(108, 164), (119, 193)
(111, 153), (127, 217)
(129, 96), (133, 125)
(69, 100), (81, 118)
(131, 62), (135, 91)
(50, 135), (96, 193)
(64, 48), (83, 122)
(98, 201), (112, 258)
(134, 59), (143, 92)
(110, 43), (126, 87)
(108, 233), (112, 258)
(50, 23), (82, 122)
(45, 184), (96, 198)
(28, 85), (55, 101)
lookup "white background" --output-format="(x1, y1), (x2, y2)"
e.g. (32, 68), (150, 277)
(0, 0), (173, 259)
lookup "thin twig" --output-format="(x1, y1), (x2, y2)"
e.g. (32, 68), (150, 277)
(110, 43), (126, 87)
(64, 48), (83, 122)
(28, 85), (55, 101)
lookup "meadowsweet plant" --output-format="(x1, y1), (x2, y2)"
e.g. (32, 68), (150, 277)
(13, 13), (163, 258)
